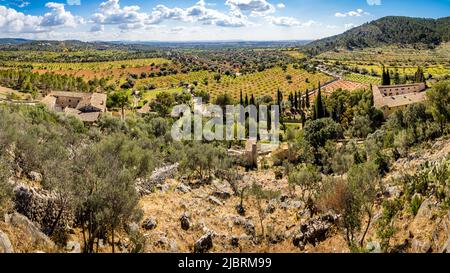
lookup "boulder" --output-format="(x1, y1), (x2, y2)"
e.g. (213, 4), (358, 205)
(230, 236), (239, 248)
(136, 163), (179, 195)
(28, 171), (42, 182)
(65, 241), (81, 253)
(266, 200), (276, 214)
(415, 198), (436, 220)
(232, 216), (256, 237)
(142, 217), (157, 230)
(366, 241), (382, 253)
(5, 212), (55, 250)
(208, 196), (223, 206)
(236, 204), (245, 216)
(176, 183), (191, 194)
(194, 232), (213, 253)
(211, 180), (233, 200)
(0, 230), (13, 253)
(411, 238), (432, 253)
(440, 238), (450, 253)
(180, 213), (191, 231)
(293, 212), (339, 249)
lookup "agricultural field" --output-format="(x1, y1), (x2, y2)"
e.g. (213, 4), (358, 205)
(4, 58), (172, 84)
(316, 43), (450, 65)
(137, 65), (333, 101)
(342, 73), (381, 85)
(0, 85), (30, 100)
(321, 79), (369, 94)
(282, 50), (307, 59)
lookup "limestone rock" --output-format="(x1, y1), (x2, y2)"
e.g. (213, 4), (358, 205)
(440, 238), (450, 253)
(180, 213), (191, 231)
(28, 171), (42, 182)
(208, 196), (223, 206)
(176, 183), (191, 194)
(293, 212), (339, 249)
(5, 212), (55, 250)
(366, 241), (381, 253)
(211, 180), (233, 200)
(232, 216), (256, 237)
(65, 241), (81, 253)
(411, 238), (432, 253)
(194, 232), (213, 253)
(0, 230), (14, 253)
(142, 217), (157, 230)
(136, 163), (179, 195)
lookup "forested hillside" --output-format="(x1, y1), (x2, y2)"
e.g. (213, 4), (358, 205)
(304, 16), (450, 55)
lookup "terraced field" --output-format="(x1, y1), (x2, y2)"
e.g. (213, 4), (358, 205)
(5, 58), (172, 83)
(317, 43), (450, 65)
(137, 65), (333, 100)
(343, 73), (381, 85)
(321, 79), (369, 94)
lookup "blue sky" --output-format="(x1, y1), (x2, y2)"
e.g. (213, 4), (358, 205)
(0, 0), (448, 41)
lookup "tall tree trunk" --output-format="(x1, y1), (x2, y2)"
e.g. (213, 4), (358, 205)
(360, 210), (373, 248)
(48, 202), (65, 236)
(112, 228), (115, 254)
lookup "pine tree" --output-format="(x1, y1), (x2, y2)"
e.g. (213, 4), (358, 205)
(414, 66), (426, 83)
(245, 94), (249, 106)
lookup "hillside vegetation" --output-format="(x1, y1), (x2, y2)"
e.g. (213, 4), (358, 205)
(304, 16), (450, 55)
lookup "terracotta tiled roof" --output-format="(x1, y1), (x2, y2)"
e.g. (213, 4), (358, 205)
(373, 83), (427, 109)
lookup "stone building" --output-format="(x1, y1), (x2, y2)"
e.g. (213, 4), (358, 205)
(373, 83), (427, 117)
(40, 91), (107, 122)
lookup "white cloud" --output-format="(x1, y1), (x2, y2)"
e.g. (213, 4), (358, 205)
(344, 23), (356, 29)
(367, 0), (381, 6)
(225, 0), (276, 17)
(41, 2), (84, 28)
(267, 16), (300, 27)
(277, 3), (285, 9)
(267, 16), (318, 28)
(91, 0), (251, 30)
(0, 3), (82, 33)
(335, 9), (369, 17)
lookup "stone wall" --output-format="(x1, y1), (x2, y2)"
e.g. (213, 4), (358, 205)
(13, 184), (74, 236)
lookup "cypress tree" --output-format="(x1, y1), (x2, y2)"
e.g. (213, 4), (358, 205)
(314, 82), (325, 119)
(305, 89), (310, 109)
(240, 90), (244, 105)
(245, 94), (249, 106)
(250, 94), (255, 106)
(294, 92), (298, 110)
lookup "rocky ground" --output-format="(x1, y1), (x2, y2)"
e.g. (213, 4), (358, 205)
(1, 138), (449, 253)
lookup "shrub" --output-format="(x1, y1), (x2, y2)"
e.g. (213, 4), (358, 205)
(410, 195), (423, 216)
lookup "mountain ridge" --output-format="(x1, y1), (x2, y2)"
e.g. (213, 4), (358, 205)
(303, 16), (450, 55)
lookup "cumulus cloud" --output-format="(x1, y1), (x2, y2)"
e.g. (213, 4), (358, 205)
(367, 0), (381, 6)
(0, 3), (82, 33)
(277, 3), (285, 9)
(267, 16), (300, 27)
(41, 2), (84, 28)
(267, 16), (317, 28)
(335, 9), (369, 17)
(225, 0), (276, 17)
(90, 0), (250, 31)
